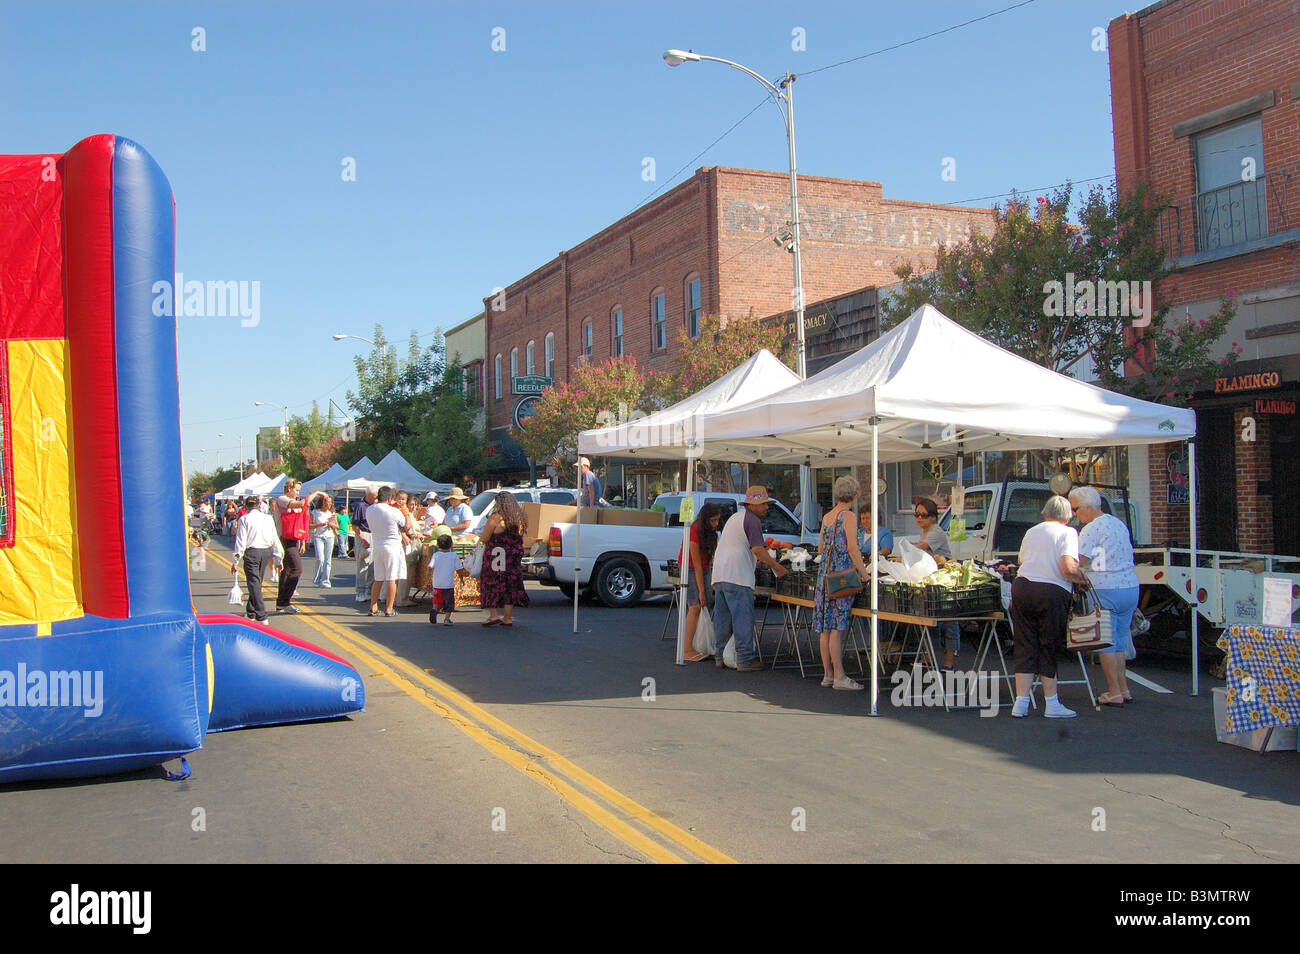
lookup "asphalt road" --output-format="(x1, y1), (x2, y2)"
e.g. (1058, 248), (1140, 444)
(2, 537), (1296, 864)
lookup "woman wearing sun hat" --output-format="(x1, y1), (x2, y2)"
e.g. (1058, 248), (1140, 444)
(443, 487), (474, 535)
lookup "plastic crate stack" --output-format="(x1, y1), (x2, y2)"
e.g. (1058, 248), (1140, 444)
(777, 568), (816, 600)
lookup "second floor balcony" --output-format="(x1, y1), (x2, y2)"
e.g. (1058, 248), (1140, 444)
(1157, 162), (1300, 268)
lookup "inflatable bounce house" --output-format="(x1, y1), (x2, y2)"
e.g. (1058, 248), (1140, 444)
(0, 135), (364, 783)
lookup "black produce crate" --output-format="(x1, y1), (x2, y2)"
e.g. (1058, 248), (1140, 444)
(921, 582), (1001, 617)
(777, 569), (815, 600)
(754, 564), (777, 590)
(854, 582), (898, 613)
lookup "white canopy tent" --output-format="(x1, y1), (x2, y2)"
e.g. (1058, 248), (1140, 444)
(341, 449), (452, 495)
(326, 456), (375, 492)
(575, 350), (803, 647)
(300, 462), (346, 497)
(580, 305), (1200, 708)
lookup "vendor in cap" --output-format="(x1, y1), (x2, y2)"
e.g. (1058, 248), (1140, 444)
(579, 457), (601, 507)
(424, 491), (446, 528)
(710, 486), (789, 672)
(443, 487), (474, 535)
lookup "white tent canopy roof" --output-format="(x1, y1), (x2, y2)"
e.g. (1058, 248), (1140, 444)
(300, 463), (346, 496)
(577, 348), (801, 458)
(325, 456), (375, 491)
(677, 305), (1195, 466)
(343, 449), (452, 494)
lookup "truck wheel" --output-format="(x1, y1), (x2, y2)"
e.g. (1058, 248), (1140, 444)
(595, 558), (645, 608)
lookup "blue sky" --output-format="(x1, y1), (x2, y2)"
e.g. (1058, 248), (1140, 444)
(1, 0), (1131, 477)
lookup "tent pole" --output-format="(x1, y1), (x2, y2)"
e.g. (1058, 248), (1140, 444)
(1188, 439), (1198, 697)
(870, 417), (879, 717)
(678, 452), (698, 666)
(573, 462), (582, 634)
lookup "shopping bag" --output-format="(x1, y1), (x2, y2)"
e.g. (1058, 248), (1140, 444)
(270, 563), (280, 583)
(228, 581), (243, 605)
(1066, 579), (1112, 651)
(467, 544), (485, 579)
(722, 635), (737, 669)
(693, 606), (716, 656)
(893, 538), (938, 582)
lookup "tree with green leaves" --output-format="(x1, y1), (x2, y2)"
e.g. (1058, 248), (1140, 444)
(403, 359), (488, 483)
(513, 356), (662, 474)
(667, 312), (796, 403)
(345, 325), (446, 464)
(266, 402), (344, 479)
(879, 182), (1237, 406)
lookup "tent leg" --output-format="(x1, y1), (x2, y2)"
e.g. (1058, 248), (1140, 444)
(1188, 439), (1198, 697)
(678, 452), (698, 666)
(573, 469), (582, 635)
(871, 418), (880, 717)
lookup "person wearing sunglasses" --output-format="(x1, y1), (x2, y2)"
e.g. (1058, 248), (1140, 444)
(914, 497), (960, 670)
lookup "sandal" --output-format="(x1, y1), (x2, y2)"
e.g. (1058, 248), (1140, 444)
(500, 621), (513, 627)
(684, 651), (708, 662)
(384, 610), (395, 617)
(368, 608), (378, 617)
(482, 618), (501, 627)
(820, 676), (834, 687)
(1097, 691), (1125, 707)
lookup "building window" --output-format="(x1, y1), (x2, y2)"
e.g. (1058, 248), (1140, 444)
(526, 340), (535, 375)
(494, 353), (502, 400)
(544, 333), (555, 379)
(510, 347), (519, 385)
(1195, 117), (1266, 252)
(464, 362), (482, 406)
(685, 277), (702, 338)
(651, 291), (666, 351)
(612, 309), (624, 357)
(582, 322), (593, 362)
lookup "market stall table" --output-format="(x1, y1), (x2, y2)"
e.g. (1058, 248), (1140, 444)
(414, 538), (481, 608)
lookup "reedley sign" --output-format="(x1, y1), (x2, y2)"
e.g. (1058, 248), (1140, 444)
(1214, 371), (1280, 394)
(512, 375), (552, 395)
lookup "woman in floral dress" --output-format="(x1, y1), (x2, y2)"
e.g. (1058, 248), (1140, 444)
(480, 491), (531, 626)
(813, 476), (871, 690)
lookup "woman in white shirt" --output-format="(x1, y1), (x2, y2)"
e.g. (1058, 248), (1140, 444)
(1070, 487), (1140, 706)
(308, 493), (339, 587)
(1010, 495), (1086, 719)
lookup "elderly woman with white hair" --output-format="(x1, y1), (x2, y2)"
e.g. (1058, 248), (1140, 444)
(1010, 494), (1086, 718)
(1069, 486), (1139, 706)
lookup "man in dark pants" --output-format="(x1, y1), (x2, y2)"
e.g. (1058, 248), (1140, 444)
(272, 478), (309, 614)
(352, 488), (377, 603)
(232, 495), (284, 622)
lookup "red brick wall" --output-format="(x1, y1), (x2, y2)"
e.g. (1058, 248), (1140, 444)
(1233, 406), (1273, 553)
(485, 166), (996, 431)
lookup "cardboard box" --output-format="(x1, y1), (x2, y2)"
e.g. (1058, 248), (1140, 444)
(1212, 687), (1299, 752)
(520, 502), (599, 546)
(597, 508), (665, 528)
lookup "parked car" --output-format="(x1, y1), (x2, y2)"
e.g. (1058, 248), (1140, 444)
(534, 491), (807, 607)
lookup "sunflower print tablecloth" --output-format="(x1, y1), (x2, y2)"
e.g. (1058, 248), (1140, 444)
(1217, 625), (1300, 734)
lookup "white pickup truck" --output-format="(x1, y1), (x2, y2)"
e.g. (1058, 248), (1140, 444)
(532, 491), (807, 607)
(928, 478), (1300, 658)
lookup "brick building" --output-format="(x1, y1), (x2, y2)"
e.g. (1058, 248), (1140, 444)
(479, 165), (995, 479)
(1110, 0), (1300, 554)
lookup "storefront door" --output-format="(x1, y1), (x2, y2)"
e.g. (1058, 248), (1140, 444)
(1197, 408), (1238, 551)
(1270, 409), (1300, 556)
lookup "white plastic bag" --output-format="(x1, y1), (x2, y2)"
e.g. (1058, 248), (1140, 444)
(893, 538), (938, 582)
(270, 563), (280, 583)
(722, 635), (737, 669)
(693, 606), (716, 656)
(228, 581), (243, 605)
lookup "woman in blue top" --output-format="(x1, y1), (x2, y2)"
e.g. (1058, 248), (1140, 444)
(857, 501), (893, 558)
(813, 476), (872, 691)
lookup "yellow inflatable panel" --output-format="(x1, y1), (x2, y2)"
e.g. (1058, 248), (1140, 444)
(0, 339), (82, 625)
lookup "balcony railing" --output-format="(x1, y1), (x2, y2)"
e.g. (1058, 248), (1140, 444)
(1157, 163), (1297, 262)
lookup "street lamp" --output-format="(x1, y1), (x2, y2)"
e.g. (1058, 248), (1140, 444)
(253, 401), (290, 428)
(218, 432), (245, 479)
(663, 49), (806, 379)
(332, 333), (389, 356)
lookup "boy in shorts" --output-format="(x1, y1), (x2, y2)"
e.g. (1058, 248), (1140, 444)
(428, 535), (467, 626)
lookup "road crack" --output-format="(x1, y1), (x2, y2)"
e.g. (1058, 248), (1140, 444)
(1102, 778), (1268, 858)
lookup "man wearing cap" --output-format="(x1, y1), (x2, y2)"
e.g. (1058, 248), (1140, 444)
(579, 457), (601, 507)
(710, 486), (789, 672)
(443, 487), (474, 535)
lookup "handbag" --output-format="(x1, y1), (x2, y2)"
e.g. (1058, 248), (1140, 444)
(1066, 577), (1112, 651)
(823, 511), (863, 600)
(467, 544), (485, 579)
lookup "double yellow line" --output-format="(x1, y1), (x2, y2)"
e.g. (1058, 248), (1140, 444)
(208, 550), (735, 864)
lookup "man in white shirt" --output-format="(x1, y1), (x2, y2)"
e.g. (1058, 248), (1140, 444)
(232, 495), (285, 622)
(365, 486), (407, 616)
(711, 486), (788, 672)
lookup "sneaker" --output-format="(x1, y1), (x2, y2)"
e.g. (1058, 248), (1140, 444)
(321, 582), (332, 588)
(1045, 702), (1077, 719)
(276, 605), (299, 615)
(443, 617), (453, 626)
(833, 677), (864, 691)
(354, 595), (369, 603)
(737, 659), (764, 672)
(1011, 697), (1030, 718)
